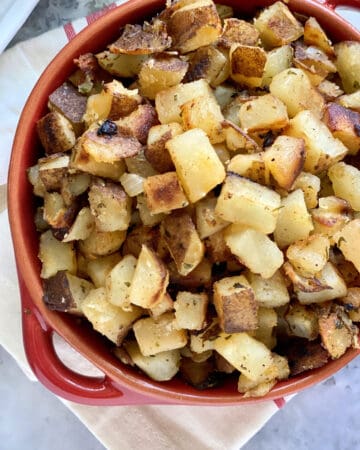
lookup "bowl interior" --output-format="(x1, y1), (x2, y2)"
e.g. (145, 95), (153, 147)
(8, 0), (360, 404)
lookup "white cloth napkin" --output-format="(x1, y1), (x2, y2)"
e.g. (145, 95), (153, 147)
(0, 3), (359, 450)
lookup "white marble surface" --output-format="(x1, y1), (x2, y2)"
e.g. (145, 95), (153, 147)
(2, 1), (360, 449)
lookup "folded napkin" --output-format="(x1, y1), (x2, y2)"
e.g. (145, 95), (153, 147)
(1, 3), (358, 449)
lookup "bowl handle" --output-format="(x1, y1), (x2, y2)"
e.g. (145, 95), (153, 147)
(19, 275), (157, 405)
(321, 0), (360, 9)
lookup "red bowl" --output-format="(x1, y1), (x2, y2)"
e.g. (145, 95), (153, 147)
(8, 0), (360, 405)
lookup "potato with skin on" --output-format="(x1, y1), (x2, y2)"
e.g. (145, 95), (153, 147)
(79, 228), (126, 259)
(168, 258), (212, 289)
(337, 90), (360, 113)
(304, 17), (335, 57)
(247, 270), (290, 308)
(334, 41), (360, 94)
(62, 207), (94, 242)
(103, 80), (143, 119)
(317, 79), (344, 102)
(61, 172), (91, 206)
(274, 189), (314, 249)
(213, 275), (258, 333)
(162, 210), (205, 276)
(39, 230), (77, 279)
(145, 123), (182, 173)
(254, 1), (304, 49)
(126, 148), (158, 178)
(38, 153), (70, 191)
(85, 253), (121, 288)
(43, 191), (78, 231)
(143, 171), (189, 214)
(328, 162), (360, 211)
(215, 173), (281, 235)
(37, 111), (75, 155)
(285, 303), (319, 341)
(225, 224), (284, 279)
(219, 18), (259, 48)
(166, 128), (225, 203)
(334, 219), (360, 273)
(311, 196), (352, 239)
(129, 244), (169, 309)
(282, 339), (329, 376)
(291, 172), (320, 209)
(222, 121), (261, 153)
(96, 51), (148, 78)
(195, 196), (229, 239)
(261, 45), (293, 88)
(229, 44), (267, 88)
(115, 104), (159, 145)
(174, 291), (208, 330)
(105, 254), (137, 309)
(318, 311), (353, 359)
(133, 312), (187, 356)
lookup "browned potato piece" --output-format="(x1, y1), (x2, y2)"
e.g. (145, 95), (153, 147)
(28, 164), (47, 197)
(122, 225), (162, 258)
(317, 80), (344, 102)
(304, 17), (334, 57)
(319, 312), (353, 359)
(205, 229), (233, 263)
(37, 112), (75, 155)
(48, 82), (87, 136)
(167, 0), (222, 54)
(337, 91), (360, 112)
(213, 275), (258, 333)
(286, 235), (330, 277)
(292, 172), (320, 209)
(149, 292), (174, 318)
(219, 18), (259, 48)
(168, 258), (212, 289)
(61, 172), (91, 206)
(311, 196), (352, 239)
(227, 153), (266, 185)
(136, 194), (165, 227)
(195, 196), (229, 239)
(293, 44), (336, 84)
(143, 171), (188, 214)
(104, 80), (142, 119)
(38, 153), (70, 191)
(285, 303), (319, 341)
(116, 104), (159, 145)
(221, 121), (261, 153)
(339, 288), (360, 322)
(282, 338), (329, 376)
(328, 163), (360, 211)
(96, 51), (148, 78)
(43, 192), (78, 231)
(145, 123), (182, 173)
(180, 357), (223, 390)
(162, 210), (205, 276)
(43, 271), (93, 314)
(229, 44), (267, 88)
(323, 103), (360, 155)
(139, 55), (188, 100)
(79, 228), (126, 259)
(334, 219), (360, 272)
(174, 291), (208, 330)
(263, 136), (305, 190)
(254, 1), (304, 49)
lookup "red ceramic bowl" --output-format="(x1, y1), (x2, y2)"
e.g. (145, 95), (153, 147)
(8, 0), (360, 405)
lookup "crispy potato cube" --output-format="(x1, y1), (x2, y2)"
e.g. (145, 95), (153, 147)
(62, 207), (94, 242)
(190, 318), (220, 353)
(334, 219), (360, 272)
(304, 17), (334, 57)
(286, 235), (330, 277)
(149, 292), (174, 318)
(297, 262), (347, 304)
(39, 230), (77, 279)
(254, 1), (303, 49)
(311, 196), (352, 239)
(139, 55), (188, 100)
(166, 128), (225, 203)
(338, 90), (360, 112)
(43, 271), (93, 314)
(319, 312), (353, 359)
(82, 287), (142, 345)
(225, 225), (284, 279)
(263, 136), (305, 190)
(38, 153), (69, 192)
(229, 44), (267, 88)
(115, 104), (159, 145)
(286, 110), (348, 173)
(274, 189), (314, 249)
(103, 80), (142, 119)
(285, 304), (319, 340)
(167, 0), (222, 54)
(222, 121), (261, 153)
(334, 41), (360, 94)
(43, 191), (78, 232)
(247, 270), (290, 308)
(339, 287), (360, 322)
(215, 173), (281, 234)
(181, 95), (224, 144)
(213, 275), (258, 333)
(88, 180), (131, 232)
(105, 254), (137, 309)
(205, 229), (233, 263)
(227, 153), (266, 185)
(239, 94), (289, 133)
(219, 18), (259, 48)
(323, 103), (360, 155)
(86, 253), (121, 288)
(136, 194), (165, 227)
(37, 112), (75, 155)
(129, 244), (169, 308)
(291, 172), (320, 209)
(261, 45), (293, 87)
(145, 123), (182, 173)
(162, 211), (205, 276)
(133, 312), (187, 356)
(195, 196), (229, 239)
(96, 51), (148, 78)
(174, 291), (208, 330)
(79, 228), (126, 259)
(122, 341), (180, 381)
(214, 332), (273, 381)
(155, 79), (212, 124)
(143, 171), (188, 214)
(328, 162), (360, 211)
(270, 68), (325, 118)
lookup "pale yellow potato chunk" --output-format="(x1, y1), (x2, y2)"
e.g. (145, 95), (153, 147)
(247, 271), (290, 308)
(286, 235), (330, 277)
(39, 230), (77, 279)
(334, 219), (360, 272)
(105, 254), (137, 308)
(328, 162), (360, 211)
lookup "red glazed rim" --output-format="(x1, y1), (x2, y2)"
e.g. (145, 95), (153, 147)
(8, 0), (360, 405)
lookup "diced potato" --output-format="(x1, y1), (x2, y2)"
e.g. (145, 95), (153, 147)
(166, 128), (225, 203)
(190, 318), (220, 353)
(205, 229), (233, 263)
(61, 172), (91, 206)
(122, 341), (181, 381)
(286, 235), (330, 277)
(225, 224), (284, 279)
(227, 153), (266, 185)
(115, 104), (158, 145)
(311, 196), (352, 239)
(62, 207), (94, 242)
(133, 312), (187, 356)
(270, 68), (325, 118)
(317, 79), (344, 101)
(229, 44), (267, 88)
(334, 219), (360, 272)
(181, 95), (224, 144)
(129, 244), (169, 308)
(149, 292), (174, 318)
(37, 111), (75, 155)
(293, 43), (336, 85)
(79, 228), (126, 259)
(136, 194), (165, 227)
(238, 378), (277, 398)
(179, 357), (220, 389)
(261, 45), (293, 87)
(39, 230), (77, 279)
(119, 173), (145, 198)
(38, 154), (70, 192)
(222, 121), (261, 153)
(252, 307), (277, 349)
(195, 196), (229, 239)
(145, 123), (182, 173)
(339, 287), (360, 322)
(96, 51), (148, 78)
(103, 80), (142, 119)
(105, 254), (137, 308)
(263, 136), (305, 190)
(174, 291), (208, 330)
(337, 90), (360, 112)
(304, 17), (334, 57)
(82, 287), (142, 345)
(139, 55), (188, 99)
(318, 311), (353, 359)
(297, 262), (347, 304)
(292, 172), (320, 209)
(126, 148), (158, 178)
(219, 18), (259, 48)
(285, 110), (348, 173)
(328, 162), (360, 211)
(143, 171), (188, 214)
(27, 164), (47, 197)
(283, 339), (329, 376)
(239, 94), (288, 133)
(34, 207), (49, 232)
(254, 1), (303, 49)
(86, 253), (121, 288)
(334, 41), (360, 94)
(215, 173), (281, 234)
(213, 84), (237, 109)
(213, 275), (258, 333)
(43, 192), (76, 230)
(169, 258), (212, 289)
(162, 211), (205, 276)
(214, 332), (273, 381)
(247, 270), (290, 308)
(285, 303), (319, 340)
(83, 90), (112, 126)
